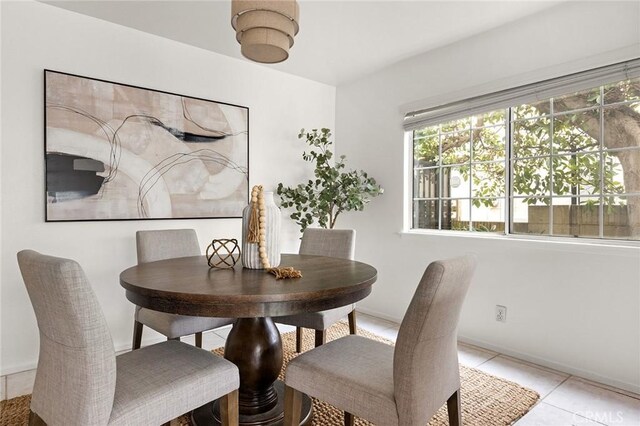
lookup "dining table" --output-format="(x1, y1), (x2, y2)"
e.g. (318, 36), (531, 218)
(119, 253), (378, 426)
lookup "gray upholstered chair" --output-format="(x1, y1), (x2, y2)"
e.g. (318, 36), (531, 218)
(133, 229), (235, 349)
(283, 255), (477, 426)
(17, 250), (240, 426)
(275, 228), (357, 352)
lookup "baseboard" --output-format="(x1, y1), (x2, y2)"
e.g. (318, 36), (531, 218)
(355, 306), (402, 325)
(1, 361), (38, 377)
(458, 335), (640, 396)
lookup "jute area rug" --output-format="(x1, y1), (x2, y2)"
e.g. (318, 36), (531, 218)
(0, 322), (539, 426)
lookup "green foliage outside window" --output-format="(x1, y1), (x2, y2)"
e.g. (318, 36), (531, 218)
(412, 78), (640, 238)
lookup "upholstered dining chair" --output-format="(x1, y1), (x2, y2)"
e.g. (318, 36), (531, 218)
(283, 255), (477, 426)
(133, 229), (235, 349)
(17, 250), (240, 426)
(275, 228), (357, 352)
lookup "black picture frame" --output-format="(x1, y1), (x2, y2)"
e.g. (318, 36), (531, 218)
(44, 69), (249, 222)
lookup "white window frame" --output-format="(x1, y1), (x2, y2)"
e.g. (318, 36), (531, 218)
(403, 62), (640, 246)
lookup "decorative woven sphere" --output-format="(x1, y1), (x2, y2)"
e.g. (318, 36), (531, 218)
(206, 239), (241, 269)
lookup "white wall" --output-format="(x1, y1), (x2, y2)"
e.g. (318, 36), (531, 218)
(335, 1), (640, 393)
(0, 1), (335, 375)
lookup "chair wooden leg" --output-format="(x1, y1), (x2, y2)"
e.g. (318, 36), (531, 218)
(344, 411), (355, 426)
(132, 320), (143, 350)
(29, 410), (46, 426)
(195, 332), (203, 348)
(284, 385), (302, 426)
(296, 327), (303, 353)
(220, 389), (239, 426)
(348, 310), (357, 335)
(314, 329), (326, 347)
(447, 388), (462, 426)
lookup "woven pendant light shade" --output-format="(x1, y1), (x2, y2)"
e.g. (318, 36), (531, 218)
(231, 0), (300, 64)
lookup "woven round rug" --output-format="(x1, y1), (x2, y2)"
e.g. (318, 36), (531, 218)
(0, 322), (538, 426)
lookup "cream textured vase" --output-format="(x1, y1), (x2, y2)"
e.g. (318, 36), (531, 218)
(242, 191), (281, 269)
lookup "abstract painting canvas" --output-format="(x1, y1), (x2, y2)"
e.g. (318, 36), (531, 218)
(44, 70), (249, 221)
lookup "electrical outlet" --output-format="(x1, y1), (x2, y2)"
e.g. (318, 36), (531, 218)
(495, 305), (507, 323)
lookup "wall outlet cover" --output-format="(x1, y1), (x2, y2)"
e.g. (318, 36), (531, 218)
(496, 305), (507, 323)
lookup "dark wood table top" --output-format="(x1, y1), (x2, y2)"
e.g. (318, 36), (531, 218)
(120, 254), (377, 318)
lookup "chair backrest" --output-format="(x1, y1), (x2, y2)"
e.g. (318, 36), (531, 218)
(298, 228), (355, 260)
(136, 229), (201, 264)
(17, 250), (116, 425)
(393, 255), (476, 425)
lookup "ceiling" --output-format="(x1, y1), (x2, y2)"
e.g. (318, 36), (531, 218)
(45, 1), (561, 86)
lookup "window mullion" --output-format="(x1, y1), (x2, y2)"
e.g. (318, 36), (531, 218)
(549, 100), (554, 236)
(412, 132), (417, 229)
(469, 126), (473, 231)
(506, 108), (513, 235)
(599, 86), (605, 238)
(438, 128), (443, 230)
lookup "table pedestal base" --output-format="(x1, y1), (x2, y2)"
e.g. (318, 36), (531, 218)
(191, 381), (312, 426)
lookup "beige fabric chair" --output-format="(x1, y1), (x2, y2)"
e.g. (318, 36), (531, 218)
(283, 255), (477, 426)
(274, 228), (357, 352)
(17, 250), (240, 426)
(133, 229), (235, 349)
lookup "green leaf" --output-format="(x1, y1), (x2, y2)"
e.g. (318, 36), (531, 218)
(275, 127), (383, 233)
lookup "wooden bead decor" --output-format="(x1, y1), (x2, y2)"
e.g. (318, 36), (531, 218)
(247, 184), (302, 279)
(206, 238), (241, 269)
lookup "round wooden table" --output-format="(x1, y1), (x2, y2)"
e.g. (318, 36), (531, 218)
(120, 253), (377, 426)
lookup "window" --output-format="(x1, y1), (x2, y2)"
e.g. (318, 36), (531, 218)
(410, 75), (640, 241)
(413, 111), (507, 232)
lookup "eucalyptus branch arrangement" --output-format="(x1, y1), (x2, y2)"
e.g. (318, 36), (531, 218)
(277, 128), (383, 233)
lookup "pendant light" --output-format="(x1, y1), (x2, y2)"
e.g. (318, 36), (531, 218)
(231, 0), (300, 64)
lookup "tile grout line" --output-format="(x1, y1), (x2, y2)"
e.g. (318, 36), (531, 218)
(513, 375), (571, 423)
(542, 396), (610, 426)
(489, 353), (569, 425)
(475, 352), (500, 367)
(568, 376), (640, 402)
(477, 352), (575, 383)
(472, 347), (572, 422)
(538, 374), (571, 402)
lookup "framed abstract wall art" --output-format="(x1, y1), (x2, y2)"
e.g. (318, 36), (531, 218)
(44, 70), (249, 221)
